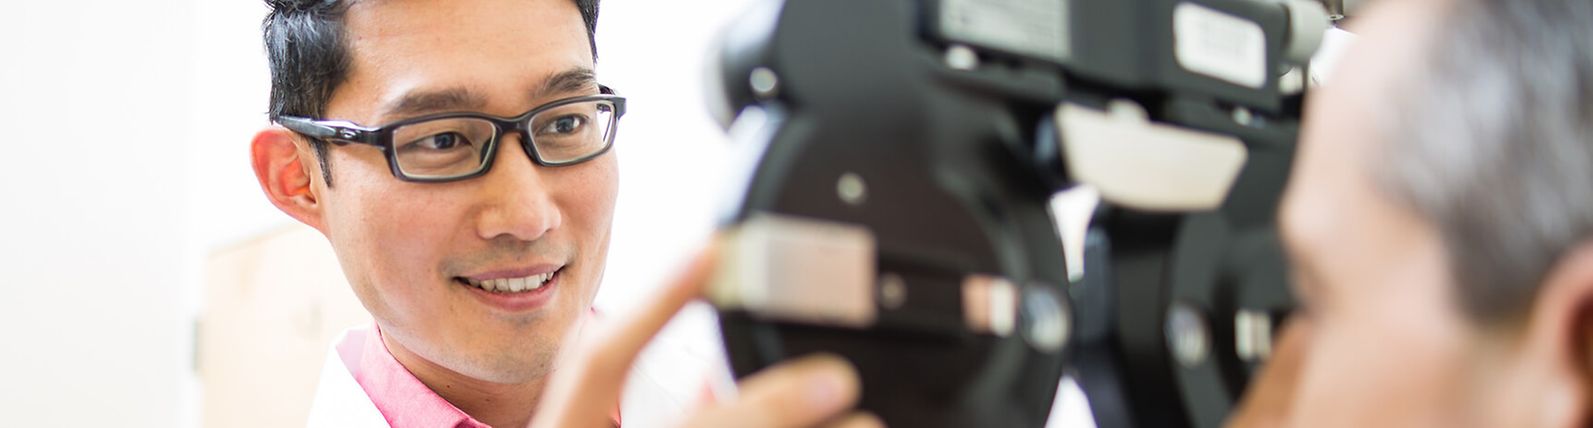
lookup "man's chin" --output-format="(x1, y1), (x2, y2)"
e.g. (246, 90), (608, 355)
(429, 318), (573, 384)
(453, 347), (560, 385)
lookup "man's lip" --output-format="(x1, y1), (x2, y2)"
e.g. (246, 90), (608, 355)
(458, 264), (564, 282)
(455, 269), (561, 312)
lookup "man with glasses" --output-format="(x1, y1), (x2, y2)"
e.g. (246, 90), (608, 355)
(250, 0), (876, 427)
(275, 86), (625, 183)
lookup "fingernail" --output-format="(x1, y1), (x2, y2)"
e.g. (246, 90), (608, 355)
(806, 358), (855, 410)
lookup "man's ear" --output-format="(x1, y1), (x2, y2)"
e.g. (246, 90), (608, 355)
(1516, 242), (1593, 428)
(251, 126), (328, 231)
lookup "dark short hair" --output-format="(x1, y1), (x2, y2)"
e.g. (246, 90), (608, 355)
(1376, 0), (1593, 324)
(262, 0), (600, 184)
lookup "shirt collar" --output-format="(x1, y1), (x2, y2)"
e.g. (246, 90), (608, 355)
(339, 316), (621, 428)
(350, 324), (493, 428)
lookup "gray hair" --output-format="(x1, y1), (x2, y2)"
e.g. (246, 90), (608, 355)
(1377, 0), (1593, 323)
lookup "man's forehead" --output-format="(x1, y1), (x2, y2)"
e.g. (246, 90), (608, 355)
(329, 0), (593, 122)
(1282, 0), (1455, 290)
(344, 0), (583, 30)
(1283, 2), (1441, 250)
(1342, 0), (1453, 95)
(340, 0), (588, 66)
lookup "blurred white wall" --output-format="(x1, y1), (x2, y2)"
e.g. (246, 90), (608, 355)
(0, 1), (198, 427)
(596, 0), (748, 311)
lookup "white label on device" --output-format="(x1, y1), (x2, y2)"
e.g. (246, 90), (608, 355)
(941, 0), (1070, 62)
(1173, 2), (1267, 88)
(1056, 100), (1248, 211)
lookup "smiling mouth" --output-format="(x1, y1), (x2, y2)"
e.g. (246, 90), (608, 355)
(455, 268), (562, 293)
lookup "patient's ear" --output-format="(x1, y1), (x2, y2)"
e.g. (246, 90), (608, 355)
(251, 126), (327, 231)
(1515, 242), (1593, 428)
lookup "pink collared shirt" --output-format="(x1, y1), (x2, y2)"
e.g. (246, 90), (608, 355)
(309, 309), (724, 428)
(339, 324), (621, 428)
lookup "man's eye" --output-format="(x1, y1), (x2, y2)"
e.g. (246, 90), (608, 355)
(410, 132), (471, 150)
(539, 115), (587, 135)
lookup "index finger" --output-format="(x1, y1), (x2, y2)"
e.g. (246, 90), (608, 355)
(532, 241), (719, 428)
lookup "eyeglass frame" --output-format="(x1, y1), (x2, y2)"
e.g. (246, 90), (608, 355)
(275, 85), (628, 183)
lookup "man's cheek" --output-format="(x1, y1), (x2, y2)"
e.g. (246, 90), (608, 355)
(354, 198), (463, 283)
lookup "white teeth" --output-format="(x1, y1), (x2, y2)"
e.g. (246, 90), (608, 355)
(463, 270), (556, 293)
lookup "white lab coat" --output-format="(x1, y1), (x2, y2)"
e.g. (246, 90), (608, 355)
(304, 321), (726, 428)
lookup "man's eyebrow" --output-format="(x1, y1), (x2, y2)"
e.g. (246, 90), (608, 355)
(375, 68), (597, 123)
(534, 67), (599, 99)
(380, 87), (490, 121)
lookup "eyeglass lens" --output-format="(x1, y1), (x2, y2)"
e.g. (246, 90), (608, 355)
(389, 99), (618, 179)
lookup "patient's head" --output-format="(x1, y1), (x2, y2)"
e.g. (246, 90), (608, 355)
(1279, 0), (1593, 425)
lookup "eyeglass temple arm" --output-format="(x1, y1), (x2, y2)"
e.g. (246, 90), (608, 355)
(277, 116), (338, 138)
(277, 116), (381, 146)
(597, 85), (629, 118)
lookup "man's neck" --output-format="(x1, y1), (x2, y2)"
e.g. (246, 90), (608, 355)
(381, 333), (547, 428)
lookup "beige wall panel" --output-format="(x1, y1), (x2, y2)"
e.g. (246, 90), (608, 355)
(199, 225), (370, 428)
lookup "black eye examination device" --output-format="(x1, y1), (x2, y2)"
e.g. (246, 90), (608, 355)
(704, 0), (1333, 426)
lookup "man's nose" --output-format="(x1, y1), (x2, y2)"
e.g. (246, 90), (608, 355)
(474, 137), (562, 242)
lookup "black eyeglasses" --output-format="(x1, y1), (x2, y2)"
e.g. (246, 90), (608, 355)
(277, 85), (628, 183)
